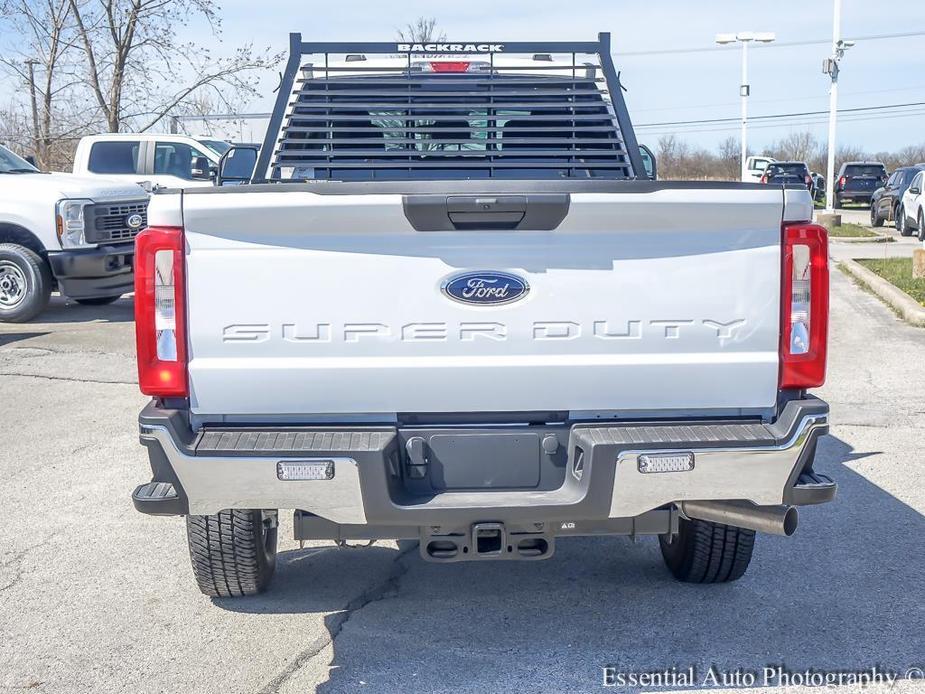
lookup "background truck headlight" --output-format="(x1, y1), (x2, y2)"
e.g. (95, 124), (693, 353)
(55, 199), (93, 249)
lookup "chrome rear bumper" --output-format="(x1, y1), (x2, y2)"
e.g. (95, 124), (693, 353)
(135, 397), (832, 528)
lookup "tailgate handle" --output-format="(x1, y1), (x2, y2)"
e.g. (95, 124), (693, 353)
(403, 194), (569, 231)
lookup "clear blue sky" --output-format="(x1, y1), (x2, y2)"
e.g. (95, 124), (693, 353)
(206, 0), (925, 154)
(2, 1), (922, 153)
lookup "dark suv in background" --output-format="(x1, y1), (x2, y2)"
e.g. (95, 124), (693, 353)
(871, 165), (925, 227)
(760, 161), (813, 191)
(834, 161), (887, 208)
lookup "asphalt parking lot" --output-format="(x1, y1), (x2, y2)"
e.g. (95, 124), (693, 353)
(2, 228), (925, 693)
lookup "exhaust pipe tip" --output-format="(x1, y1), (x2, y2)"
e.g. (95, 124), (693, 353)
(680, 500), (799, 537)
(780, 505), (799, 537)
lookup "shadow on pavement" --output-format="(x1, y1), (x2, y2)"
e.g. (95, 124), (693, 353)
(0, 331), (50, 346)
(216, 433), (925, 692)
(31, 294), (135, 324)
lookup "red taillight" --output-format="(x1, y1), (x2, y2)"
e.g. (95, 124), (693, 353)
(429, 61), (470, 72)
(134, 226), (187, 397)
(805, 175), (812, 187)
(760, 174), (768, 184)
(838, 176), (846, 189)
(779, 223), (828, 389)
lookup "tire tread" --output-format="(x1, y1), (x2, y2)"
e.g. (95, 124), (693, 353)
(659, 516), (756, 583)
(185, 509), (276, 597)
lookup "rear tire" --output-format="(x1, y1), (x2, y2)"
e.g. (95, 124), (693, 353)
(918, 211), (925, 242)
(0, 243), (52, 323)
(658, 515), (755, 583)
(898, 206), (912, 236)
(870, 204), (883, 227)
(75, 295), (121, 306)
(186, 509), (278, 597)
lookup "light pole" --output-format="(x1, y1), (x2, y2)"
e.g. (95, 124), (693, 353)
(822, 0), (853, 213)
(716, 32), (776, 180)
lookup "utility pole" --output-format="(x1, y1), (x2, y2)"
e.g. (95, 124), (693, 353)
(822, 0), (853, 216)
(740, 39), (749, 180)
(25, 59), (40, 166)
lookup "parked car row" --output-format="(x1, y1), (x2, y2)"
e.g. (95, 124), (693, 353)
(871, 165), (925, 238)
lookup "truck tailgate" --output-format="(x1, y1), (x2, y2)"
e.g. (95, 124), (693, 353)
(181, 187), (786, 417)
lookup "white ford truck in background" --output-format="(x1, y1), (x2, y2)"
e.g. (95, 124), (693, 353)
(0, 144), (148, 322)
(131, 34), (835, 597)
(72, 133), (227, 190)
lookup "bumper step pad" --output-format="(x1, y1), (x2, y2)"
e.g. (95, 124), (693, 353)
(790, 470), (837, 506)
(132, 481), (184, 516)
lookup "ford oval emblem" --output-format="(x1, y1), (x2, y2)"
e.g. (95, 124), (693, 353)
(126, 213), (144, 229)
(441, 271), (529, 306)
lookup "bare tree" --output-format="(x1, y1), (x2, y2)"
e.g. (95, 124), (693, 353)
(768, 131), (820, 166)
(66, 0), (281, 132)
(397, 17), (446, 44)
(716, 136), (740, 180)
(0, 0), (86, 168)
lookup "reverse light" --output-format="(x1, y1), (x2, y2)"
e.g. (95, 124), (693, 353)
(779, 223), (828, 389)
(135, 226), (187, 397)
(638, 452), (695, 474)
(277, 460), (336, 481)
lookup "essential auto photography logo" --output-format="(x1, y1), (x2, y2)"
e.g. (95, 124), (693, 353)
(601, 664), (922, 690)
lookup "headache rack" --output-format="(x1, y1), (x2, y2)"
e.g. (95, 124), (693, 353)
(255, 33), (644, 183)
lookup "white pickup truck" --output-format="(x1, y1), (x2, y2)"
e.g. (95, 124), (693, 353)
(72, 133), (227, 190)
(0, 144), (148, 321)
(131, 34), (835, 597)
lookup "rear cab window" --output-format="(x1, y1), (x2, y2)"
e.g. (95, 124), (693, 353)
(272, 61), (634, 182)
(769, 163), (808, 175)
(88, 141), (141, 174)
(844, 164), (886, 178)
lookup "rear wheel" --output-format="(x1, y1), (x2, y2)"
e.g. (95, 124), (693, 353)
(658, 515), (756, 583)
(918, 211), (925, 242)
(898, 206), (912, 236)
(0, 243), (52, 323)
(74, 295), (121, 306)
(186, 509), (278, 597)
(870, 204), (883, 227)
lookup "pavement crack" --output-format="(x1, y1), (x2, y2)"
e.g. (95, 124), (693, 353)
(256, 542), (417, 694)
(0, 533), (60, 593)
(0, 371), (134, 386)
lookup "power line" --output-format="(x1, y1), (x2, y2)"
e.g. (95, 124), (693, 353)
(618, 30), (925, 57)
(636, 109), (925, 137)
(630, 83), (925, 113)
(635, 101), (925, 128)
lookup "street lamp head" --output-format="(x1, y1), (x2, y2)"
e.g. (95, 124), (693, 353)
(839, 39), (855, 49)
(716, 31), (776, 45)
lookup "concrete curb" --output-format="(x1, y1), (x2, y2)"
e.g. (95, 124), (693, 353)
(830, 233), (894, 244)
(839, 258), (925, 327)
